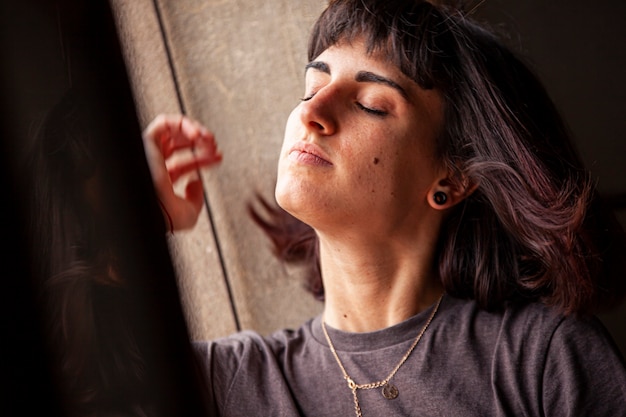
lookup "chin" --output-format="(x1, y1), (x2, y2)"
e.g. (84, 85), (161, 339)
(274, 181), (316, 226)
(274, 180), (298, 216)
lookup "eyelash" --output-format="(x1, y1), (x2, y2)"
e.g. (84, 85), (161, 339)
(356, 102), (388, 117)
(300, 92), (388, 117)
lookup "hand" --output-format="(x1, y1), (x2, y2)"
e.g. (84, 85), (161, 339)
(143, 114), (222, 231)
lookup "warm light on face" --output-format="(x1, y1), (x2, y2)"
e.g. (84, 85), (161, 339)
(275, 39), (445, 238)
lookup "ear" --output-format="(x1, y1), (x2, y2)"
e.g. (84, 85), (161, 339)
(427, 174), (478, 211)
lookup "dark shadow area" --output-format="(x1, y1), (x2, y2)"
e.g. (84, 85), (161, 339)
(474, 0), (626, 357)
(0, 0), (211, 415)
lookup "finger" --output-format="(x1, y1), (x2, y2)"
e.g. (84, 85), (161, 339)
(144, 114), (182, 145)
(193, 135), (222, 161)
(194, 131), (219, 151)
(181, 115), (211, 139)
(143, 114), (185, 160)
(185, 179), (205, 215)
(164, 129), (216, 159)
(143, 117), (173, 188)
(167, 152), (222, 184)
(161, 116), (215, 159)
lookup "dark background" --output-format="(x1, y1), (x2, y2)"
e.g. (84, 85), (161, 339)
(475, 0), (626, 358)
(476, 0), (626, 212)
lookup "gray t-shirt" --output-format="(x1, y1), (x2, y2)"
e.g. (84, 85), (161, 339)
(194, 295), (626, 416)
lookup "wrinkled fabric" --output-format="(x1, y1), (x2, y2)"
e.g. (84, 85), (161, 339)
(194, 295), (626, 417)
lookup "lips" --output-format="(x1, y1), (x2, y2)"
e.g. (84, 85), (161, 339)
(288, 142), (333, 166)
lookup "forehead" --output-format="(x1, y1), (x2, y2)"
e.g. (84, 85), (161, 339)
(312, 39), (442, 106)
(311, 39), (410, 81)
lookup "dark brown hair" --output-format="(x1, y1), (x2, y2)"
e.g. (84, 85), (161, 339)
(252, 0), (626, 314)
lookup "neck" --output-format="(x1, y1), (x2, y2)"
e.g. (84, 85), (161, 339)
(319, 232), (444, 333)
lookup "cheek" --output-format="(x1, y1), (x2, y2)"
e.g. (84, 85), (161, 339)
(361, 137), (426, 196)
(282, 107), (300, 146)
(277, 108), (301, 166)
(276, 109), (303, 209)
(345, 144), (389, 193)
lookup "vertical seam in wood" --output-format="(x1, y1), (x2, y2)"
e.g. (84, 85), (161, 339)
(151, 0), (242, 332)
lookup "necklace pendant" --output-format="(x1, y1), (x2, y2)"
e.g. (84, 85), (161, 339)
(381, 383), (399, 400)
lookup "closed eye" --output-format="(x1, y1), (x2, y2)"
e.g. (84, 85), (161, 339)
(356, 102), (388, 117)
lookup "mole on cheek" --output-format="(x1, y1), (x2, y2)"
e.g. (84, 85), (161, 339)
(373, 157), (380, 165)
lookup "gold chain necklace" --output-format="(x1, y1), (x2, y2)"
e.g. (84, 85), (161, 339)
(321, 294), (444, 417)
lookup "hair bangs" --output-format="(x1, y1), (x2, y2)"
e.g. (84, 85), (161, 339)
(308, 0), (456, 90)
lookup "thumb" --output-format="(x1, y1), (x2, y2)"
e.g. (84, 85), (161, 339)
(185, 179), (205, 214)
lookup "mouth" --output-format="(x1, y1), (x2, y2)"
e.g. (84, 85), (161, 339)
(288, 143), (333, 166)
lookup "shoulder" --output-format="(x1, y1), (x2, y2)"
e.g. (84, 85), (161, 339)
(438, 296), (626, 415)
(436, 296), (567, 345)
(494, 299), (624, 364)
(192, 320), (318, 415)
(542, 312), (626, 414)
(438, 295), (616, 337)
(192, 318), (318, 380)
(435, 296), (625, 380)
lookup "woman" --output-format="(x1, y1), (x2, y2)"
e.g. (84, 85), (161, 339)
(143, 0), (626, 415)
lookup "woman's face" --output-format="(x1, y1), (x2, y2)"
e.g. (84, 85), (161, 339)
(275, 38), (445, 237)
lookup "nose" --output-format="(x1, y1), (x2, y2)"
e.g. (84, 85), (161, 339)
(299, 86), (338, 136)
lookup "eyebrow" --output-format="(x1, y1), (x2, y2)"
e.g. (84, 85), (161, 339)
(355, 71), (409, 101)
(305, 61), (330, 74)
(305, 61), (409, 102)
